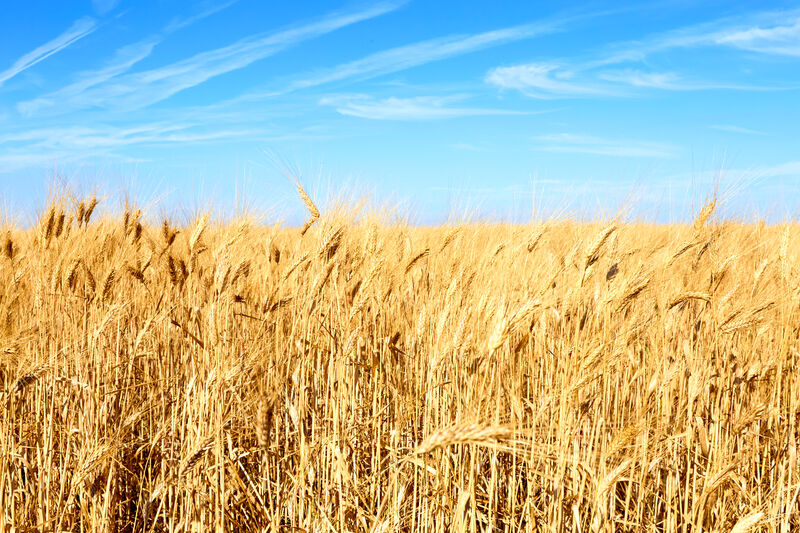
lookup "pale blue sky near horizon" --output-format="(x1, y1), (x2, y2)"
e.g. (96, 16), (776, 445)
(0, 0), (798, 225)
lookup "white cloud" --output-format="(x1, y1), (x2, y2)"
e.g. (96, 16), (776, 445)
(710, 124), (766, 135)
(0, 151), (70, 173)
(19, 1), (244, 116)
(653, 161), (800, 191)
(534, 134), (680, 158)
(92, 0), (120, 15)
(26, 2), (401, 111)
(0, 118), (333, 174)
(758, 160), (800, 177)
(0, 148), (150, 174)
(285, 21), (560, 93)
(597, 70), (682, 89)
(591, 11), (800, 64)
(486, 63), (616, 98)
(0, 17), (97, 87)
(0, 112), (313, 174)
(598, 69), (766, 91)
(714, 19), (800, 56)
(164, 0), (241, 33)
(18, 38), (159, 116)
(0, 122), (256, 151)
(487, 10), (800, 99)
(319, 95), (524, 120)
(487, 60), (782, 99)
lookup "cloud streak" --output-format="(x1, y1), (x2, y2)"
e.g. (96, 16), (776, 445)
(487, 10), (800, 98)
(715, 19), (800, 56)
(320, 94), (525, 120)
(0, 118), (328, 174)
(534, 134), (680, 158)
(225, 14), (574, 105)
(590, 10), (800, 66)
(487, 62), (780, 97)
(0, 122), (258, 151)
(92, 0), (120, 15)
(710, 124), (766, 135)
(486, 63), (618, 98)
(0, 17), (97, 87)
(20, 2), (402, 112)
(164, 0), (241, 33)
(287, 20), (562, 93)
(18, 38), (159, 116)
(18, 1), (241, 116)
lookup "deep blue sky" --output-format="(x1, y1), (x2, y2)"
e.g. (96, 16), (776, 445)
(1, 0), (799, 223)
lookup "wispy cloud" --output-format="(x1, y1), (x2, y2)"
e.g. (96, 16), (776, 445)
(18, 38), (159, 115)
(597, 70), (684, 89)
(0, 150), (74, 174)
(0, 119), (255, 173)
(319, 94), (525, 120)
(0, 17), (97, 87)
(0, 115), (330, 173)
(0, 122), (257, 151)
(710, 124), (766, 135)
(21, 2), (401, 112)
(591, 10), (800, 65)
(92, 0), (120, 15)
(487, 10), (800, 98)
(0, 147), (151, 175)
(534, 133), (680, 158)
(654, 161), (800, 190)
(713, 18), (800, 57)
(221, 15), (573, 105)
(164, 0), (240, 33)
(285, 20), (562, 93)
(757, 160), (800, 178)
(487, 61), (779, 97)
(597, 69), (767, 91)
(486, 63), (617, 98)
(19, 1), (241, 116)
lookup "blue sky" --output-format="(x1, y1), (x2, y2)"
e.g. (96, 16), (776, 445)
(1, 0), (799, 223)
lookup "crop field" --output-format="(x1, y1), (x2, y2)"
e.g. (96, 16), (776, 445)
(0, 190), (798, 532)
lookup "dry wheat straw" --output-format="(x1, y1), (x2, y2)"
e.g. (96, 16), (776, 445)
(189, 214), (209, 253)
(730, 512), (765, 533)
(181, 436), (215, 475)
(296, 181), (320, 235)
(415, 423), (514, 454)
(101, 269), (116, 303)
(3, 233), (12, 260)
(1, 192), (795, 531)
(668, 291), (711, 309)
(404, 248), (429, 274)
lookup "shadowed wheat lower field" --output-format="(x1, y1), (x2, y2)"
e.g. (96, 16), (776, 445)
(1, 192), (798, 532)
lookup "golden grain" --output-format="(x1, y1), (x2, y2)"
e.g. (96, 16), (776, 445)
(0, 196), (794, 531)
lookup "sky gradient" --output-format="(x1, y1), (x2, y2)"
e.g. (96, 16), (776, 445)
(1, 0), (799, 224)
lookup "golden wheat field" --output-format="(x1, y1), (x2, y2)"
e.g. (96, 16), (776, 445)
(0, 189), (798, 532)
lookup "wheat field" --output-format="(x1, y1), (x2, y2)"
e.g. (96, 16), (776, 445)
(0, 190), (798, 532)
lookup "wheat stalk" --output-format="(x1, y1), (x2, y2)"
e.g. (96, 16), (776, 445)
(189, 214), (209, 253)
(415, 423), (515, 454)
(180, 436), (215, 476)
(730, 512), (765, 533)
(101, 269), (116, 303)
(404, 248), (430, 274)
(295, 181), (320, 235)
(693, 199), (716, 232)
(668, 291), (711, 309)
